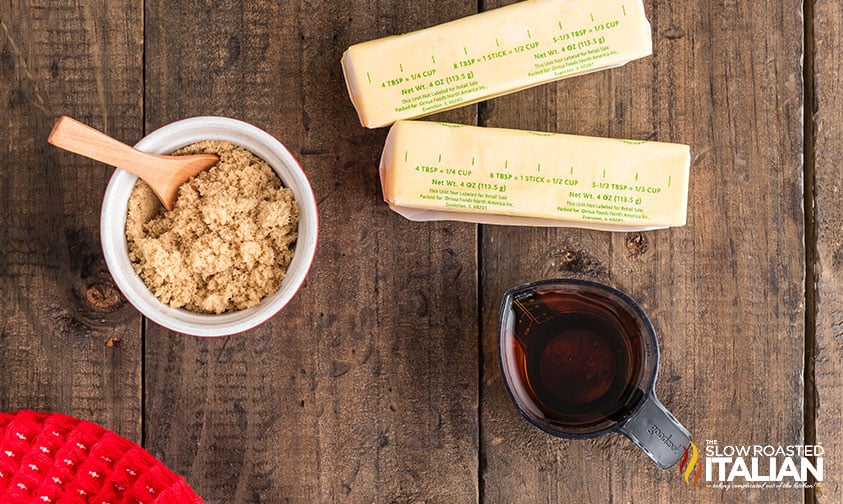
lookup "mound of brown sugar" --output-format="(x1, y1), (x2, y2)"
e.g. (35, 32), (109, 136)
(126, 140), (299, 314)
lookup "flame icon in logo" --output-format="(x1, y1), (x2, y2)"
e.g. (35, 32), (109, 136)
(679, 441), (703, 486)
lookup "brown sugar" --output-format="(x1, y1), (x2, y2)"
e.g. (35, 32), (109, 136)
(126, 140), (299, 314)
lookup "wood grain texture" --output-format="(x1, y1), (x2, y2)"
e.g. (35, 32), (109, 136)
(479, 1), (806, 503)
(0, 0), (143, 438)
(812, 1), (842, 502)
(142, 1), (479, 502)
(0, 1), (823, 503)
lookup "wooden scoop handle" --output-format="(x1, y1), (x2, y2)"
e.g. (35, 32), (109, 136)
(47, 116), (165, 178)
(48, 116), (219, 211)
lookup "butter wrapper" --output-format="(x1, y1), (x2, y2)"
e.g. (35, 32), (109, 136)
(343, 0), (652, 128)
(380, 121), (690, 232)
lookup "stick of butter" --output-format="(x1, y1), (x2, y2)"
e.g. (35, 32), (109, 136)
(380, 121), (691, 231)
(343, 0), (653, 128)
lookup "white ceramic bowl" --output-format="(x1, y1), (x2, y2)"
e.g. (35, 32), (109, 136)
(101, 117), (318, 337)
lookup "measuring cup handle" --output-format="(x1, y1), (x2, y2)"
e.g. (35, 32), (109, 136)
(618, 393), (692, 470)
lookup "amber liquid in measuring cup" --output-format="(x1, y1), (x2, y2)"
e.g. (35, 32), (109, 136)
(499, 279), (691, 468)
(505, 289), (647, 431)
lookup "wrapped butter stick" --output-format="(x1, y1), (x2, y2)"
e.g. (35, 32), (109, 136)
(380, 121), (691, 231)
(343, 0), (653, 128)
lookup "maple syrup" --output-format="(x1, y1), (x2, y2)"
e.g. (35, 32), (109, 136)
(502, 287), (649, 433)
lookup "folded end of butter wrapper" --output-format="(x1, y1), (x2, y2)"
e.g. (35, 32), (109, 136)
(379, 121), (690, 232)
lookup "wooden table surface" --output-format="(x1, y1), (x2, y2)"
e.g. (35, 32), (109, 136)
(1, 1), (840, 503)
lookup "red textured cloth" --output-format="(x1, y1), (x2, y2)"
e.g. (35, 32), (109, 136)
(0, 410), (202, 504)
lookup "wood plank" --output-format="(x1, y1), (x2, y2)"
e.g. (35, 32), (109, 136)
(142, 1), (479, 502)
(812, 1), (842, 502)
(0, 1), (143, 437)
(479, 0), (805, 502)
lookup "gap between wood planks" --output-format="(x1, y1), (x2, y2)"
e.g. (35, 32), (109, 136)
(140, 0), (149, 458)
(802, 0), (818, 502)
(475, 8), (486, 504)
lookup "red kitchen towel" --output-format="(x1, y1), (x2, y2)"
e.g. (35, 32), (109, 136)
(0, 410), (202, 504)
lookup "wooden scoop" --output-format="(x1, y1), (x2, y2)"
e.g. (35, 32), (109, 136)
(48, 116), (219, 211)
